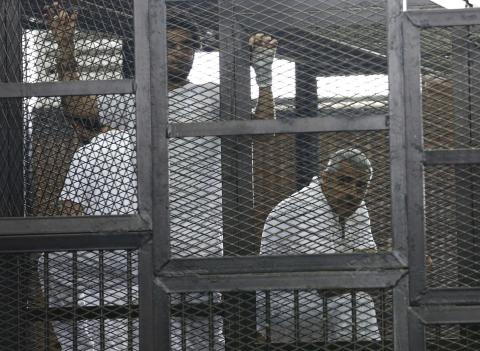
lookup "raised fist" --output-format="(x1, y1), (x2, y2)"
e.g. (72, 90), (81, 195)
(250, 33), (278, 88)
(44, 1), (78, 44)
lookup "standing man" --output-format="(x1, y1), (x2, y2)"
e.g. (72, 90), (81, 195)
(41, 2), (279, 350)
(257, 149), (380, 344)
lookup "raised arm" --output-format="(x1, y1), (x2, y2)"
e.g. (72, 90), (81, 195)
(250, 33), (277, 120)
(45, 2), (99, 124)
(250, 34), (296, 253)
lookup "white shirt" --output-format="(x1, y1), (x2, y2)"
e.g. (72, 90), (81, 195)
(60, 129), (137, 215)
(49, 82), (224, 350)
(257, 177), (380, 343)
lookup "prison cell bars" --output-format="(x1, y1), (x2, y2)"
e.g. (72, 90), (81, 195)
(404, 6), (480, 349)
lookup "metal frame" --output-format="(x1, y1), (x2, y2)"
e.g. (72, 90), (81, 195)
(168, 114), (388, 138)
(155, 0), (410, 349)
(402, 4), (480, 349)
(403, 4), (480, 302)
(0, 0), (152, 245)
(1, 0), (478, 349)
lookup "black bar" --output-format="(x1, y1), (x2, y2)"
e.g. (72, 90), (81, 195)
(0, 0), (26, 348)
(424, 149), (480, 165)
(406, 8), (480, 28)
(157, 270), (407, 293)
(295, 63), (319, 190)
(0, 80), (135, 98)
(0, 231), (150, 252)
(168, 114), (389, 138)
(27, 305), (140, 322)
(160, 252), (406, 276)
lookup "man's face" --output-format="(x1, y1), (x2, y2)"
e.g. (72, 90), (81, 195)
(167, 27), (195, 84)
(321, 160), (371, 220)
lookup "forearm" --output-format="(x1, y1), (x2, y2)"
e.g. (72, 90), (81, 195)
(55, 36), (99, 119)
(254, 86), (275, 120)
(57, 40), (98, 118)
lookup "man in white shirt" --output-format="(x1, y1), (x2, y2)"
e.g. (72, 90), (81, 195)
(42, 3), (279, 350)
(257, 149), (380, 344)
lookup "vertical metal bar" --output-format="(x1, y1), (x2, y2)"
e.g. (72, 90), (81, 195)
(351, 290), (357, 345)
(0, 1), (23, 346)
(99, 251), (105, 351)
(127, 250), (133, 351)
(322, 291), (328, 345)
(451, 26), (480, 345)
(220, 4), (255, 256)
(220, 2), (256, 350)
(403, 17), (426, 301)
(408, 308), (426, 350)
(219, 4), (239, 350)
(265, 291), (271, 348)
(72, 252), (78, 350)
(387, 0), (409, 260)
(452, 27), (477, 288)
(387, 3), (415, 351)
(295, 63), (318, 190)
(139, 242), (167, 351)
(293, 290), (300, 344)
(135, 0), (154, 229)
(467, 23), (480, 344)
(181, 294), (186, 351)
(135, 0), (167, 345)
(43, 253), (50, 351)
(380, 290), (386, 349)
(434, 325), (440, 350)
(208, 292), (214, 351)
(393, 276), (412, 351)
(149, 0), (170, 268)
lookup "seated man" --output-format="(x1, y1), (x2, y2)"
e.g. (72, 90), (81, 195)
(257, 148), (380, 344)
(41, 2), (279, 350)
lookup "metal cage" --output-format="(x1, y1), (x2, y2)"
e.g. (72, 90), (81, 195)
(0, 0), (479, 350)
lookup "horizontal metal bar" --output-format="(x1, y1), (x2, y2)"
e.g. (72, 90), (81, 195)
(423, 149), (480, 165)
(414, 288), (480, 305)
(28, 305), (139, 321)
(235, 4), (386, 28)
(407, 0), (440, 6)
(168, 114), (389, 138)
(0, 231), (150, 252)
(406, 8), (480, 28)
(157, 270), (407, 293)
(412, 305), (480, 324)
(160, 252), (407, 276)
(0, 214), (150, 236)
(0, 80), (135, 98)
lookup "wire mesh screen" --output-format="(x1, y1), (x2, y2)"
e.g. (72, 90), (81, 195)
(166, 0), (389, 122)
(421, 26), (480, 150)
(0, 250), (138, 350)
(169, 131), (391, 258)
(170, 289), (392, 350)
(425, 164), (480, 288)
(21, 0), (134, 82)
(426, 324), (480, 350)
(25, 94), (137, 216)
(0, 1), (137, 218)
(421, 27), (480, 288)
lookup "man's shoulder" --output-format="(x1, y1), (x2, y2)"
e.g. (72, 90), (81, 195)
(171, 82), (219, 98)
(77, 130), (134, 155)
(268, 184), (318, 217)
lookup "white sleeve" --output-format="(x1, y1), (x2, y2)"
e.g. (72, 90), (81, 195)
(260, 200), (292, 256)
(60, 146), (95, 205)
(345, 202), (377, 251)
